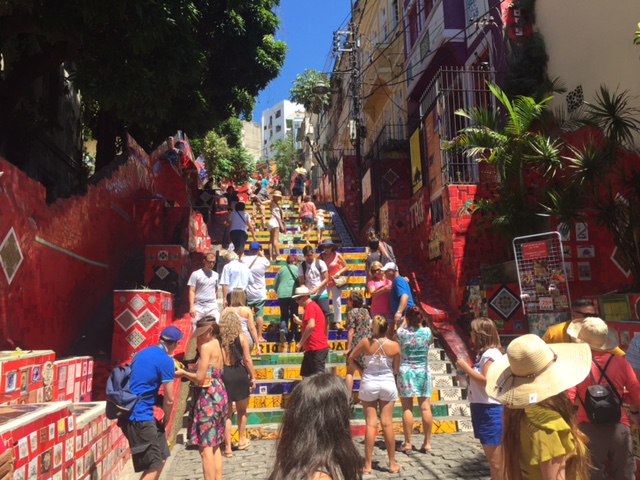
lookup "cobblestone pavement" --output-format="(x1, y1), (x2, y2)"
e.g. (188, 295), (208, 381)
(156, 432), (491, 479)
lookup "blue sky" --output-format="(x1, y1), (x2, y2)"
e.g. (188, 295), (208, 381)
(252, 0), (352, 122)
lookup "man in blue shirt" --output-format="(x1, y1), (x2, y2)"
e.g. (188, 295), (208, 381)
(382, 262), (415, 337)
(124, 326), (183, 479)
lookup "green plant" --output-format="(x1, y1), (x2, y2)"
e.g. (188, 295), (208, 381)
(289, 69), (330, 113)
(381, 138), (409, 152)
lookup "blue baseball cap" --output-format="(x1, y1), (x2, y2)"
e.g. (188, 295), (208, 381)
(249, 241), (262, 251)
(160, 326), (183, 342)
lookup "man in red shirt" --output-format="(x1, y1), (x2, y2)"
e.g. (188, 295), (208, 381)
(567, 317), (640, 480)
(292, 286), (329, 377)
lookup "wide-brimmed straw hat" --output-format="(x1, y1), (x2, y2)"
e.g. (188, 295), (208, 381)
(271, 191), (283, 198)
(192, 321), (215, 338)
(292, 286), (311, 299)
(567, 317), (619, 351)
(485, 334), (591, 408)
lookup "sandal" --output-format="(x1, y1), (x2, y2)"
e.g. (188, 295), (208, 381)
(222, 451), (233, 458)
(236, 439), (251, 451)
(400, 443), (413, 454)
(389, 464), (402, 474)
(418, 445), (432, 453)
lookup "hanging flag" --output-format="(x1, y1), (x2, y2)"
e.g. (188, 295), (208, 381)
(195, 155), (208, 186)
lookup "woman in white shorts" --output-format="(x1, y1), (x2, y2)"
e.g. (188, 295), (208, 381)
(348, 315), (402, 474)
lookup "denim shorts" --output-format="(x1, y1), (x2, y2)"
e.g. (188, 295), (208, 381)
(470, 403), (503, 446)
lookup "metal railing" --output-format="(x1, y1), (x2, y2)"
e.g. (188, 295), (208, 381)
(364, 124), (408, 168)
(419, 67), (497, 185)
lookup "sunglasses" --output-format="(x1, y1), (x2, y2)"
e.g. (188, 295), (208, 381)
(371, 269), (381, 273)
(573, 310), (595, 317)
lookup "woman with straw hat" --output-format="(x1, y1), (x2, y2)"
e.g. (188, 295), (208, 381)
(486, 334), (592, 480)
(266, 190), (286, 261)
(566, 317), (640, 480)
(175, 319), (228, 480)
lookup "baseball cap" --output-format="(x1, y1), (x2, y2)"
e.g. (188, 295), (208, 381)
(249, 241), (261, 251)
(380, 262), (398, 272)
(160, 326), (183, 342)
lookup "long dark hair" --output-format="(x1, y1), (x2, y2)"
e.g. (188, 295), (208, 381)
(405, 306), (428, 328)
(267, 373), (363, 480)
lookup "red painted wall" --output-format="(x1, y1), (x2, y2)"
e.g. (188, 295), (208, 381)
(0, 135), (200, 354)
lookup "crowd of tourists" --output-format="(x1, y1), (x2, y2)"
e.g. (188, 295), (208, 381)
(118, 181), (640, 480)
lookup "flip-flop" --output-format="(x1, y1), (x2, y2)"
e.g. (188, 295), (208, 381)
(237, 439), (251, 451)
(389, 465), (402, 474)
(400, 443), (412, 454)
(222, 451), (233, 458)
(418, 445), (432, 454)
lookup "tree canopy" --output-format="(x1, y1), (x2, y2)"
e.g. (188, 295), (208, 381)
(194, 118), (255, 185)
(289, 69), (330, 113)
(272, 133), (297, 192)
(0, 0), (286, 171)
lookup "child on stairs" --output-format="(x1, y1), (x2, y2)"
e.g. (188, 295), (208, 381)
(455, 317), (504, 480)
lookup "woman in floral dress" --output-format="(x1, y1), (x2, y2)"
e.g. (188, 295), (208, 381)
(344, 291), (372, 398)
(396, 306), (433, 454)
(175, 319), (228, 480)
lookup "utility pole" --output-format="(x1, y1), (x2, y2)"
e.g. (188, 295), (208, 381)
(347, 1), (363, 230)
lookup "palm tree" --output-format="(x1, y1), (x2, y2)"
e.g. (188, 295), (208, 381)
(558, 86), (640, 289)
(447, 83), (564, 240)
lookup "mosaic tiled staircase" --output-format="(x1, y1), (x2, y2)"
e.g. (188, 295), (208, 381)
(221, 202), (472, 441)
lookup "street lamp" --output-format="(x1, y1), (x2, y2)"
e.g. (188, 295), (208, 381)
(312, 81), (330, 96)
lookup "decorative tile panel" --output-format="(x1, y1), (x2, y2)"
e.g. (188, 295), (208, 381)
(115, 310), (137, 331)
(137, 310), (159, 331)
(128, 295), (146, 312)
(125, 330), (145, 349)
(489, 285), (521, 321)
(0, 227), (24, 285)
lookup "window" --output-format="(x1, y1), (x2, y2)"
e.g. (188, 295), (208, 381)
(381, 7), (388, 41)
(408, 5), (419, 49)
(430, 196), (444, 225)
(391, 0), (399, 30)
(275, 110), (281, 118)
(275, 125), (282, 132)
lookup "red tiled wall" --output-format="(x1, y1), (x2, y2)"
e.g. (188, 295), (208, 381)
(337, 155), (360, 233)
(0, 135), (200, 354)
(397, 184), (506, 313)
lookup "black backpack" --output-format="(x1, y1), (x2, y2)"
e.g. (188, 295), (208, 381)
(579, 355), (622, 424)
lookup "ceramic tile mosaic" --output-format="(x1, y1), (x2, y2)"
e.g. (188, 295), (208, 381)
(489, 285), (521, 321)
(428, 362), (449, 375)
(432, 376), (454, 388)
(448, 403), (471, 417)
(114, 310), (137, 331)
(137, 310), (159, 331)
(127, 295), (146, 313)
(0, 227), (23, 285)
(439, 388), (463, 401)
(125, 330), (145, 349)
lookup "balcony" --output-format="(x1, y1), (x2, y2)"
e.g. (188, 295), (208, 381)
(363, 124), (408, 169)
(405, 0), (464, 94)
(419, 67), (497, 185)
